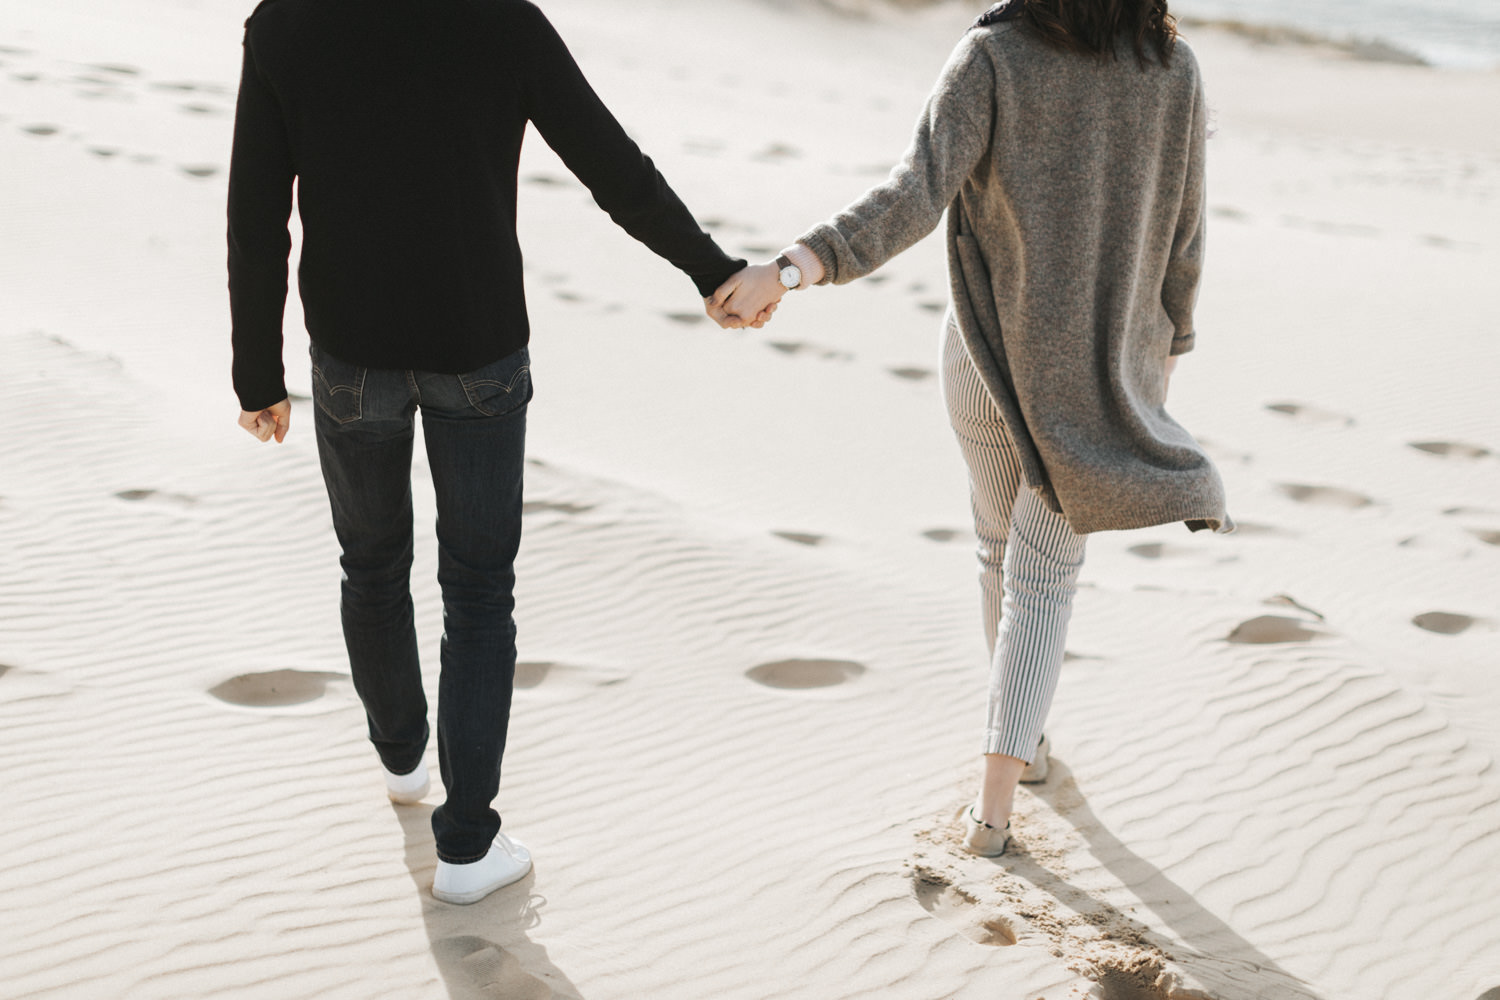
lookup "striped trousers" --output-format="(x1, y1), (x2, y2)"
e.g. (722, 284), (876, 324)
(941, 319), (1087, 761)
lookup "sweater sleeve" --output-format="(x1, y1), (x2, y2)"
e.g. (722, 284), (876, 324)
(797, 34), (996, 286)
(1162, 75), (1207, 356)
(226, 31), (295, 412)
(512, 4), (743, 297)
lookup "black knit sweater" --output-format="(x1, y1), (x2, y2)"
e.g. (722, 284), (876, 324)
(228, 0), (744, 411)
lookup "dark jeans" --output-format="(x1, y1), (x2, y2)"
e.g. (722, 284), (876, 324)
(310, 341), (532, 864)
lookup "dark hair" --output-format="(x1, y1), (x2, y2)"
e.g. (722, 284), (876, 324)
(1019, 0), (1178, 67)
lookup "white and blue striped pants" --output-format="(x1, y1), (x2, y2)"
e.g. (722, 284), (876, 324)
(941, 319), (1087, 761)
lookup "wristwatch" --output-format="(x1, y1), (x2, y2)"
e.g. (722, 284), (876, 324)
(775, 254), (802, 291)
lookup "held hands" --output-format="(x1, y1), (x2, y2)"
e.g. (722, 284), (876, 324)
(704, 262), (786, 330)
(238, 398), (292, 443)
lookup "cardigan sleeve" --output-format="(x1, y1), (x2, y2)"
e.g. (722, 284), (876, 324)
(1162, 74), (1207, 356)
(226, 31), (296, 412)
(797, 33), (996, 285)
(511, 3), (744, 297)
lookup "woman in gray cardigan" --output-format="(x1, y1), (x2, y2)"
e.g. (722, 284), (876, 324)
(709, 0), (1229, 855)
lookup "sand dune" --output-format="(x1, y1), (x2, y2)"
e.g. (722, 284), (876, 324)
(2, 0), (1498, 997)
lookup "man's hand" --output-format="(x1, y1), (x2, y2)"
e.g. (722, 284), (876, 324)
(238, 399), (292, 443)
(705, 262), (786, 329)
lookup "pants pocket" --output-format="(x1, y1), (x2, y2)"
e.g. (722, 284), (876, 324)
(457, 348), (532, 417)
(310, 343), (366, 424)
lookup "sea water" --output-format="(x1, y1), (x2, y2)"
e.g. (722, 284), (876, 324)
(1170, 0), (1500, 70)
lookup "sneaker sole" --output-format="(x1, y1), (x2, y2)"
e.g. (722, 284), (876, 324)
(431, 860), (532, 905)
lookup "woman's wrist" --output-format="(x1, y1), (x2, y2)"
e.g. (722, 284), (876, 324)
(780, 242), (824, 289)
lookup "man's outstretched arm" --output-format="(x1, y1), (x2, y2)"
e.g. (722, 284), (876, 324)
(509, 3), (744, 299)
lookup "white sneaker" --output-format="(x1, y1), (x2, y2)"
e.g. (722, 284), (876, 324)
(1020, 733), (1051, 784)
(432, 832), (533, 905)
(962, 806), (1011, 857)
(384, 764), (431, 805)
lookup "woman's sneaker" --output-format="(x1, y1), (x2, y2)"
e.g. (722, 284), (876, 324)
(1020, 733), (1051, 784)
(432, 832), (533, 905)
(962, 806), (1011, 857)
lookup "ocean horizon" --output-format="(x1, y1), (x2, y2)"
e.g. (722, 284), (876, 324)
(884, 0), (1500, 70)
(1163, 0), (1498, 70)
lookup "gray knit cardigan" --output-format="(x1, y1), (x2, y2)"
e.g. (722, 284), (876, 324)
(799, 20), (1230, 535)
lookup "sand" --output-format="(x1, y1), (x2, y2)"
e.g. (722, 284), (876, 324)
(1, 0), (1498, 997)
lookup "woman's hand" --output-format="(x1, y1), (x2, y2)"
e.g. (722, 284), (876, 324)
(705, 263), (786, 329)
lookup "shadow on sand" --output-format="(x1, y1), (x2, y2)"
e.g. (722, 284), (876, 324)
(397, 806), (585, 999)
(1003, 760), (1325, 1000)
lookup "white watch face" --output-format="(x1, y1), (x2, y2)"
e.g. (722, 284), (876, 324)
(780, 265), (801, 289)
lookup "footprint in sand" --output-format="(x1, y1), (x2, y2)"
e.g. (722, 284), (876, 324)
(180, 165), (219, 179)
(430, 936), (550, 1000)
(1408, 440), (1491, 460)
(1225, 520), (1296, 539)
(0, 662), (12, 680)
(522, 500), (594, 516)
(1090, 957), (1173, 1000)
(1422, 235), (1481, 252)
(1226, 615), (1329, 644)
(682, 137), (725, 157)
(916, 301), (946, 313)
(1467, 528), (1500, 546)
(1128, 542), (1185, 560)
(513, 661), (625, 692)
(911, 869), (1017, 947)
(116, 488), (198, 507)
(20, 124), (60, 137)
(1211, 205), (1250, 221)
(746, 659), (865, 690)
(208, 669), (348, 708)
(151, 81), (229, 96)
(1266, 402), (1354, 427)
(773, 531), (825, 547)
(889, 366), (935, 382)
(766, 341), (854, 362)
(1275, 483), (1375, 509)
(922, 528), (966, 543)
(663, 312), (704, 325)
(752, 142), (801, 162)
(1412, 611), (1485, 636)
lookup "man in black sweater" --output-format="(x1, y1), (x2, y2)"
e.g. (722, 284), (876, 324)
(229, 0), (746, 904)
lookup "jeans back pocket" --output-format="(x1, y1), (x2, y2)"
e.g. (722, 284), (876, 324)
(310, 343), (366, 424)
(457, 348), (532, 417)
